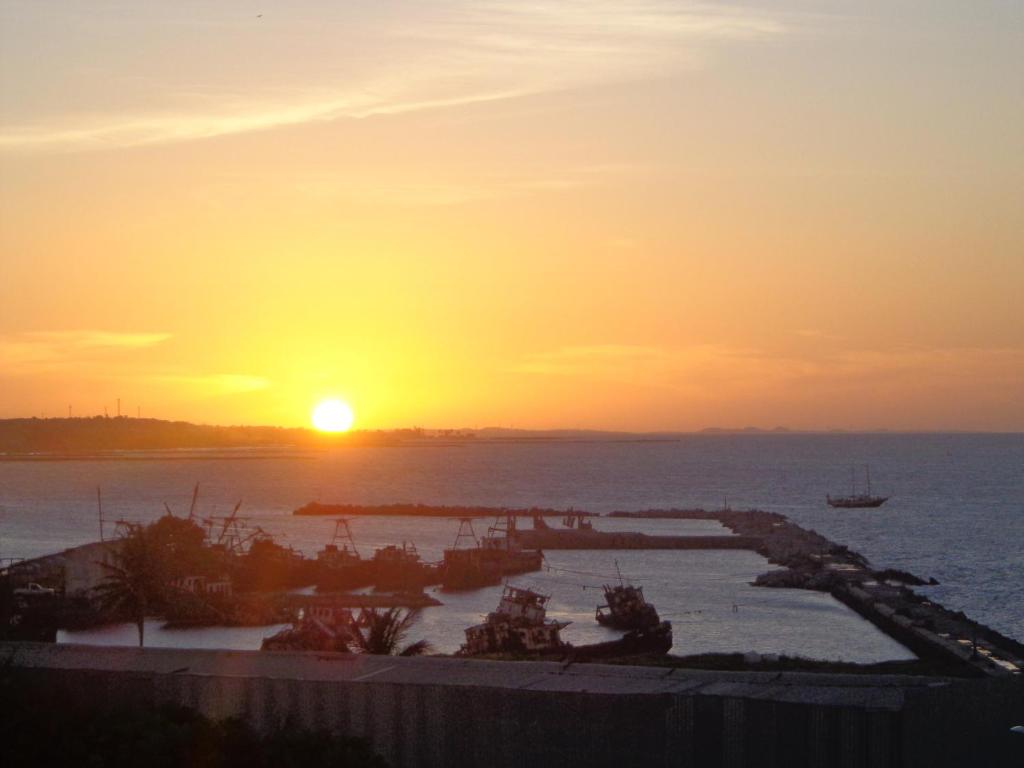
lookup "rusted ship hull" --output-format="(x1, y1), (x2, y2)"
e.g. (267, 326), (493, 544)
(314, 561), (375, 591)
(441, 548), (542, 590)
(462, 621), (674, 660)
(372, 562), (441, 589)
(596, 583), (662, 630)
(571, 622), (674, 660)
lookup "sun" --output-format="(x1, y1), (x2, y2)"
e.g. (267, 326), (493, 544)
(311, 399), (355, 433)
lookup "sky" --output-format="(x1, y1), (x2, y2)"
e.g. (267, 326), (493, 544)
(1, 1), (1022, 431)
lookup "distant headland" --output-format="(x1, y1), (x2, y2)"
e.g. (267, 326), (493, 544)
(0, 417), (471, 455)
(0, 417), (1001, 456)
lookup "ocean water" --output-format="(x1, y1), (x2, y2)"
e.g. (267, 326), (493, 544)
(3, 434), (1022, 655)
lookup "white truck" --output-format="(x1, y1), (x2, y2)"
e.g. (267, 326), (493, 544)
(13, 582), (56, 597)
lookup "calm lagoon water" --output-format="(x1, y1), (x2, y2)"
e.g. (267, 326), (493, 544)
(6, 433), (1023, 656)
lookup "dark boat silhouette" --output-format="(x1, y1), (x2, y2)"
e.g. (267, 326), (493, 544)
(441, 515), (543, 590)
(827, 466), (890, 508)
(459, 583), (672, 659)
(596, 583), (661, 630)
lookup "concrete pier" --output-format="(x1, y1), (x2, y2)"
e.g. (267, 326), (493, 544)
(532, 509), (1024, 679)
(513, 530), (761, 550)
(4, 643), (1022, 768)
(8, 507), (1022, 680)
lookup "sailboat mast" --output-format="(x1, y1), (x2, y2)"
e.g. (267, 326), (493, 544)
(866, 465), (872, 496)
(97, 486), (104, 541)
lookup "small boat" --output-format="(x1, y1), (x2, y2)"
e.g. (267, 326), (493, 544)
(596, 583), (661, 630)
(459, 584), (569, 655)
(827, 465), (890, 508)
(460, 583), (673, 659)
(316, 518), (362, 568)
(572, 620), (673, 661)
(561, 510), (593, 531)
(370, 541), (439, 588)
(261, 602), (354, 653)
(441, 516), (543, 590)
(314, 519), (373, 590)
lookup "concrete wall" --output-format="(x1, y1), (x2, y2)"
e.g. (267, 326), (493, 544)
(6, 540), (118, 596)
(3, 643), (1022, 768)
(63, 541), (119, 596)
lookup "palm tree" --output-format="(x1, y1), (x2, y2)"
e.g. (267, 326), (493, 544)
(93, 526), (165, 647)
(347, 608), (431, 656)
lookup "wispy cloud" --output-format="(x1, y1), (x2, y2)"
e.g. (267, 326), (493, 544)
(0, 89), (530, 154)
(0, 330), (171, 372)
(0, 2), (787, 153)
(24, 330), (171, 349)
(0, 329), (270, 400)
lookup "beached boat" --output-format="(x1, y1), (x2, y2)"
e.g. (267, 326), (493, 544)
(460, 585), (569, 655)
(460, 583), (674, 659)
(596, 583), (661, 630)
(573, 620), (674, 660)
(261, 601), (354, 653)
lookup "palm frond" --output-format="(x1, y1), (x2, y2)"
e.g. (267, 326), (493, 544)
(347, 607), (426, 655)
(398, 639), (432, 657)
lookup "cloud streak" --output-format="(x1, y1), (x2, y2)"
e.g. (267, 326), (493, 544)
(0, 330), (171, 372)
(0, 1), (787, 152)
(0, 330), (269, 400)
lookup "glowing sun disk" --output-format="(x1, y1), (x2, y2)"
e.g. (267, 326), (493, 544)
(312, 399), (355, 432)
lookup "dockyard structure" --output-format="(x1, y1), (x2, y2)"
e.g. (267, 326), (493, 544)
(4, 540), (121, 597)
(305, 602), (355, 628)
(170, 574), (233, 598)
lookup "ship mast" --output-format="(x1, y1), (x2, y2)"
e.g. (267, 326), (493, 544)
(187, 482), (200, 521)
(451, 517), (479, 549)
(330, 517), (360, 557)
(96, 486), (104, 541)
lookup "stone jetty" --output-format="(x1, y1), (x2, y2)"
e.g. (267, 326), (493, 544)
(606, 509), (1024, 678)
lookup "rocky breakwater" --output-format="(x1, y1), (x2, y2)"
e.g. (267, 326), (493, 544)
(511, 528), (758, 550)
(612, 508), (1024, 678)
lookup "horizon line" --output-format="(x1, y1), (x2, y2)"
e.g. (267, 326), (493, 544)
(2, 415), (1022, 436)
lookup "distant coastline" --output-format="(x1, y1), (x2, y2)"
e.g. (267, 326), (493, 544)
(0, 417), (472, 454)
(0, 416), (1017, 458)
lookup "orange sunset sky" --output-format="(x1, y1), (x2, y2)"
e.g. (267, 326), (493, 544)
(1, 2), (1022, 431)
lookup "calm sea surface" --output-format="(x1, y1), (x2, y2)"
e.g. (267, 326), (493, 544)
(3, 434), (1022, 656)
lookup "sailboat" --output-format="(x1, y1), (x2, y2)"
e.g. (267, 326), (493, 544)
(827, 465), (890, 508)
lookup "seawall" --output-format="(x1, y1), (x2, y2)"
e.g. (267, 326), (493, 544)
(4, 643), (1022, 767)
(514, 530), (761, 550)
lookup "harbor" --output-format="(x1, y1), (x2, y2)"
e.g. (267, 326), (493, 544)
(4, 500), (1021, 677)
(4, 494), (1021, 763)
(2, 460), (1022, 766)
